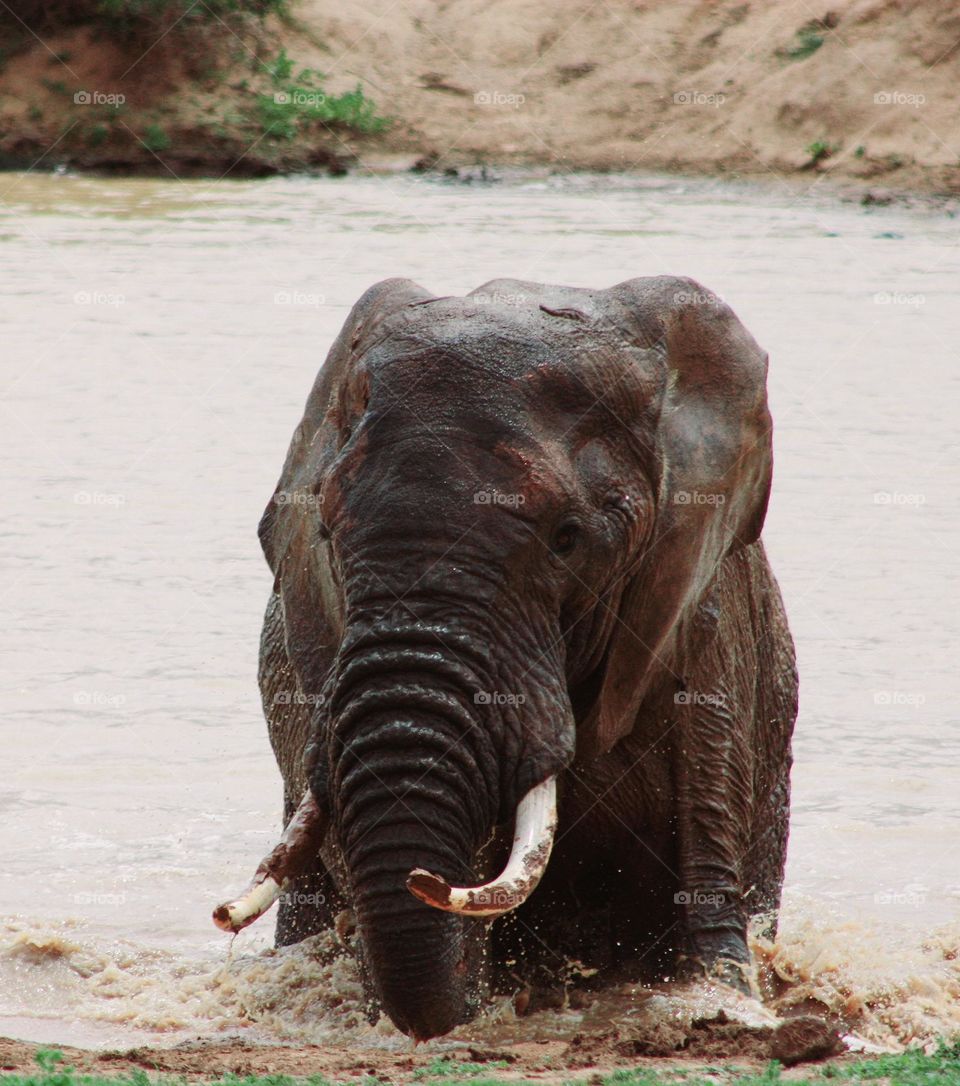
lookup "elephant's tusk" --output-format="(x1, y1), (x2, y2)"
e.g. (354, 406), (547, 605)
(406, 776), (557, 918)
(212, 875), (285, 933)
(212, 788), (327, 934)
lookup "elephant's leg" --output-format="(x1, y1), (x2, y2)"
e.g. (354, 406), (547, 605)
(672, 558), (760, 988)
(741, 550), (798, 938)
(673, 684), (753, 987)
(259, 592), (343, 946)
(672, 545), (797, 989)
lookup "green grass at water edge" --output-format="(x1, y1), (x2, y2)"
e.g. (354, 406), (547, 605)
(6, 1044), (960, 1086)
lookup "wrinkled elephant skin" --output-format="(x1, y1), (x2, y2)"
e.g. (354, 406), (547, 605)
(249, 277), (798, 1040)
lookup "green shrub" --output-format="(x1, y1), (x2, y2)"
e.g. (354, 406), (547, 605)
(806, 138), (836, 164)
(779, 22), (826, 60)
(142, 122), (170, 151)
(86, 121), (110, 145)
(255, 51), (388, 139)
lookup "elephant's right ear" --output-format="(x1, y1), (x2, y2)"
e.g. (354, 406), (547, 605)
(580, 277), (773, 759)
(258, 278), (434, 681)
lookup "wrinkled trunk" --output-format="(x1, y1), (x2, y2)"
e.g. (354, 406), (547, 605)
(327, 627), (498, 1040)
(344, 795), (474, 1039)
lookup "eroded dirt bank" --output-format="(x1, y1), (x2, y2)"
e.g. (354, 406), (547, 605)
(0, 1028), (849, 1084)
(1, 0), (959, 194)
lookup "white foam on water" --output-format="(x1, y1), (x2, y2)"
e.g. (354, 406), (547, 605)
(3, 902), (959, 1053)
(752, 900), (960, 1051)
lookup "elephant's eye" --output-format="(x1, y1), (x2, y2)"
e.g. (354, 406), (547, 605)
(551, 520), (580, 556)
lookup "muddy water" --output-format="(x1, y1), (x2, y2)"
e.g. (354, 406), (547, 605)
(0, 170), (957, 1052)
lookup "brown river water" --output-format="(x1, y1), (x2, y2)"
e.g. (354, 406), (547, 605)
(0, 169), (957, 1056)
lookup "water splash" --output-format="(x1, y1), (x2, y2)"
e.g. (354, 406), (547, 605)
(3, 903), (959, 1053)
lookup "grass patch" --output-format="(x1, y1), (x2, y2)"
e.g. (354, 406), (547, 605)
(141, 122), (170, 152)
(6, 1043), (960, 1086)
(16, 1051), (338, 1086)
(778, 22), (826, 61)
(40, 77), (71, 96)
(805, 138), (837, 165)
(254, 48), (388, 139)
(85, 121), (110, 145)
(601, 1042), (960, 1083)
(821, 1041), (960, 1082)
(413, 1058), (511, 1079)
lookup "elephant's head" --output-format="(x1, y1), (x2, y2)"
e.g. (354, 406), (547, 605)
(256, 276), (772, 1039)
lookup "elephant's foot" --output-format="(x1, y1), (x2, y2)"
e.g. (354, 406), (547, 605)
(676, 928), (755, 996)
(676, 952), (754, 995)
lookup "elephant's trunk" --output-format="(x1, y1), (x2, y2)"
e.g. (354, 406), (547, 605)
(328, 631), (499, 1040)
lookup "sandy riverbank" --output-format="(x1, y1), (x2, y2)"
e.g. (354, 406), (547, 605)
(0, 0), (958, 195)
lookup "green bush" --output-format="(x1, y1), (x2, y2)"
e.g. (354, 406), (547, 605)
(778, 22), (826, 61)
(256, 49), (388, 139)
(142, 122), (170, 151)
(806, 138), (836, 164)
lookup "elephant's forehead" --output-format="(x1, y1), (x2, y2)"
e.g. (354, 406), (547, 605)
(363, 303), (658, 405)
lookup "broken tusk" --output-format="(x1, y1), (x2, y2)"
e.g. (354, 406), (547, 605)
(212, 787), (328, 934)
(213, 875), (285, 933)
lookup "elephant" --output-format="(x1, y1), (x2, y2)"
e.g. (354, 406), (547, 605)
(214, 275), (798, 1043)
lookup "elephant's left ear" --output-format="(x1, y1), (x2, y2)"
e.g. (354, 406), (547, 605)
(581, 277), (773, 758)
